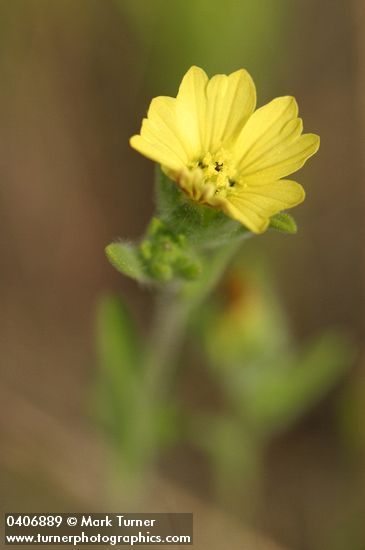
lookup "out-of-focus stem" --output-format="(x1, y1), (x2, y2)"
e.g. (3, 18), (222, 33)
(144, 236), (249, 390)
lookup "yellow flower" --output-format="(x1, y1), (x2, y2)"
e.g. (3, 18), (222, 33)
(130, 66), (320, 234)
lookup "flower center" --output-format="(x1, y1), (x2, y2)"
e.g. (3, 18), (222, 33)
(196, 150), (237, 195)
(178, 149), (239, 206)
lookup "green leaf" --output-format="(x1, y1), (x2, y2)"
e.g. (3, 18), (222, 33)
(269, 212), (297, 234)
(190, 414), (260, 499)
(95, 295), (154, 472)
(105, 241), (148, 282)
(96, 296), (177, 477)
(95, 294), (142, 440)
(96, 294), (142, 378)
(96, 294), (142, 426)
(238, 332), (353, 437)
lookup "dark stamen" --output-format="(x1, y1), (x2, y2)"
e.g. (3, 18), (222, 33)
(215, 162), (223, 172)
(229, 179), (236, 187)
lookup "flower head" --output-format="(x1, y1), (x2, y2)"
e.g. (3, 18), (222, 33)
(130, 66), (319, 234)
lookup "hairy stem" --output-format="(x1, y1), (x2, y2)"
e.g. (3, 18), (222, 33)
(144, 236), (249, 390)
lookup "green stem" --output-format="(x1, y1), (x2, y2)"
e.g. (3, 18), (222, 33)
(144, 236), (249, 390)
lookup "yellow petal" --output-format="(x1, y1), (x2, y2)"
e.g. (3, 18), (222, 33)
(130, 94), (191, 173)
(129, 134), (185, 172)
(204, 69), (256, 152)
(175, 66), (208, 158)
(233, 96), (319, 183)
(147, 96), (191, 162)
(217, 179), (305, 233)
(242, 132), (320, 184)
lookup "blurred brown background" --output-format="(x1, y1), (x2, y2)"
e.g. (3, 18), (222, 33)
(0, 1), (364, 549)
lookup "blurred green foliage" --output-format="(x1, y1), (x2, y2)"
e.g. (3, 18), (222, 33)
(96, 295), (180, 485)
(96, 296), (148, 475)
(188, 262), (352, 499)
(96, 263), (352, 500)
(238, 332), (350, 436)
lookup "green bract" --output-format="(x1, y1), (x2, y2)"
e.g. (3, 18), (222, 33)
(139, 218), (202, 282)
(106, 168), (300, 284)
